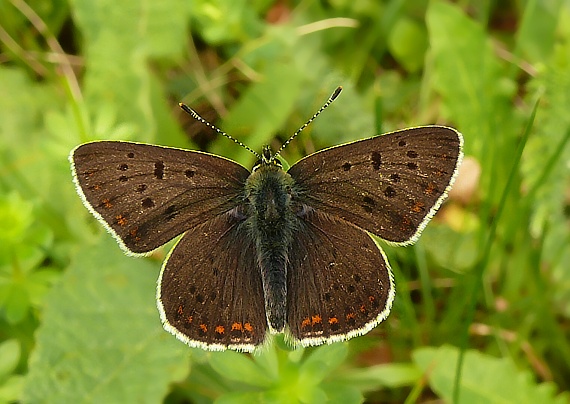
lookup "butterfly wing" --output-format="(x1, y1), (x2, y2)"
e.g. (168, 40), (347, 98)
(286, 209), (394, 345)
(288, 126), (463, 244)
(157, 209), (266, 351)
(70, 141), (250, 254)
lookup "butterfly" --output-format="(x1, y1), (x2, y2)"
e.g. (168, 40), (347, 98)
(69, 87), (463, 352)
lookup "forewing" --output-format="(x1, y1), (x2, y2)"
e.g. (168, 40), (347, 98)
(157, 210), (266, 351)
(70, 141), (250, 254)
(288, 126), (463, 244)
(286, 209), (394, 346)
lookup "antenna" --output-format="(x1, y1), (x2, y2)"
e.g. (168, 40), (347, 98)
(179, 86), (342, 162)
(273, 86), (343, 159)
(178, 103), (261, 159)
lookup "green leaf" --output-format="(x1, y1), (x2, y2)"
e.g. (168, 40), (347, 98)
(516, 0), (562, 62)
(0, 339), (20, 381)
(215, 391), (268, 404)
(21, 237), (190, 403)
(0, 192), (32, 247)
(190, 0), (264, 44)
(0, 283), (30, 324)
(342, 362), (422, 391)
(0, 339), (22, 403)
(299, 343), (348, 383)
(0, 67), (54, 152)
(426, 1), (516, 158)
(421, 224), (478, 273)
(72, 0), (188, 143)
(320, 382), (362, 404)
(388, 17), (428, 73)
(0, 376), (24, 404)
(252, 341), (279, 380)
(209, 350), (275, 387)
(0, 192), (56, 324)
(413, 345), (569, 404)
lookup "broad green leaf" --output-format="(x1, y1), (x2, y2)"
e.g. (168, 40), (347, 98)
(22, 237), (190, 403)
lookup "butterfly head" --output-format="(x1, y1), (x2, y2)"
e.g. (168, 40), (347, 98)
(253, 145), (282, 172)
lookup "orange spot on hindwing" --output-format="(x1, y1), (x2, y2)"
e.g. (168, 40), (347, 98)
(425, 182), (437, 196)
(115, 214), (127, 226)
(311, 314), (322, 325)
(412, 201), (425, 213)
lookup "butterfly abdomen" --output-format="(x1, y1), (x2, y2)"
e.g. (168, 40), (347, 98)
(246, 164), (297, 333)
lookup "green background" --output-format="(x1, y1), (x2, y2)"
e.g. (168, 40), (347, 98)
(1, 0), (569, 402)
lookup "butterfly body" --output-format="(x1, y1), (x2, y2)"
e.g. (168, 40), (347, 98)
(70, 95), (463, 352)
(245, 158), (297, 333)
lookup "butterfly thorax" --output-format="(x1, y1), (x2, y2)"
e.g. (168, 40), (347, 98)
(245, 161), (297, 333)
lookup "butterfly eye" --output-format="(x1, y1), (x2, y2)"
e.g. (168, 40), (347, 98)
(262, 146), (272, 162)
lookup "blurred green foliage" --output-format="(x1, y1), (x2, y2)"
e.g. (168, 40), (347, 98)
(0, 0), (569, 402)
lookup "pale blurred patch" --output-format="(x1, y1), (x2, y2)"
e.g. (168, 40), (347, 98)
(449, 156), (480, 204)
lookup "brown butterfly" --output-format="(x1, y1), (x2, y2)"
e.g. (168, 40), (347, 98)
(70, 87), (463, 351)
